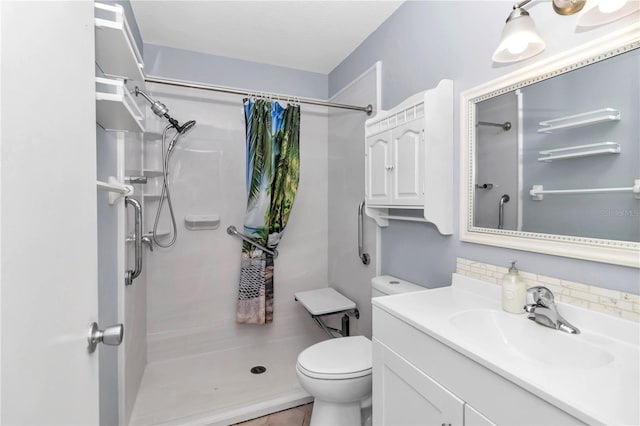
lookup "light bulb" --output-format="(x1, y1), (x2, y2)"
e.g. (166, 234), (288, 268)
(598, 0), (626, 13)
(507, 36), (529, 55)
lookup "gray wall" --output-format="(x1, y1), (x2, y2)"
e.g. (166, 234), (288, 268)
(329, 1), (640, 293)
(143, 44), (328, 99)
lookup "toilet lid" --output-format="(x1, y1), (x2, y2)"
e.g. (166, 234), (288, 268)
(297, 336), (372, 379)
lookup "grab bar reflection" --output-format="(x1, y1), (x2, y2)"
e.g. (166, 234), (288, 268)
(125, 197), (142, 286)
(498, 194), (510, 230)
(358, 201), (370, 265)
(227, 225), (279, 258)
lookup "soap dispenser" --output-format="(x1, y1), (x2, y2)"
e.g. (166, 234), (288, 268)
(502, 261), (526, 314)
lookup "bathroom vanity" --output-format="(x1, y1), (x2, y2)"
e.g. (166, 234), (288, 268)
(372, 274), (639, 426)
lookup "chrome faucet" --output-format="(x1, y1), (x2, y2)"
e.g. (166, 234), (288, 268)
(141, 235), (154, 252)
(524, 286), (580, 334)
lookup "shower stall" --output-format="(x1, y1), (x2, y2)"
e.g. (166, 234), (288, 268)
(118, 65), (380, 425)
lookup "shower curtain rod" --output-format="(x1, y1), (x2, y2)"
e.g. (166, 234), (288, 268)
(145, 75), (373, 115)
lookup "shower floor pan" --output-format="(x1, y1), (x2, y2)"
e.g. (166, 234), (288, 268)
(129, 334), (321, 425)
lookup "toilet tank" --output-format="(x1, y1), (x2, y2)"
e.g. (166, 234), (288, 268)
(371, 275), (425, 298)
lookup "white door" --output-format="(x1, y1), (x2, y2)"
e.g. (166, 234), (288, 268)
(1, 2), (102, 424)
(373, 341), (464, 426)
(366, 132), (393, 205)
(392, 120), (424, 205)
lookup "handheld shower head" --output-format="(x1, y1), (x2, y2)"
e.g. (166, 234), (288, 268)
(178, 120), (196, 135)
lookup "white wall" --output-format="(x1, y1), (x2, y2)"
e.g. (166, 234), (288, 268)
(328, 64), (380, 339)
(143, 84), (328, 362)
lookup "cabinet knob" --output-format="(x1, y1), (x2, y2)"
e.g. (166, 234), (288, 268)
(385, 165), (394, 171)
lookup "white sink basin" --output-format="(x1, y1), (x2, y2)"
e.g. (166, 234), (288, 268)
(449, 309), (615, 369)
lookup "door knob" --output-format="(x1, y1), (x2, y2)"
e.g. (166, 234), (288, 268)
(87, 322), (124, 353)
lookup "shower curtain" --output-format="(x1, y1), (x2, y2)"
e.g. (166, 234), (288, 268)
(237, 99), (300, 324)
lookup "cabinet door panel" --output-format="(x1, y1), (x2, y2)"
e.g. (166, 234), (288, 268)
(373, 340), (463, 426)
(392, 120), (424, 205)
(366, 133), (392, 204)
(465, 404), (497, 426)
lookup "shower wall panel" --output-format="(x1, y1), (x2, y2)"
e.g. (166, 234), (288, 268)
(327, 64), (380, 339)
(144, 83), (328, 362)
(123, 132), (147, 424)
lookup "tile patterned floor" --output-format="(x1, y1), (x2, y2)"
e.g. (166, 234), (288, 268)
(234, 403), (313, 426)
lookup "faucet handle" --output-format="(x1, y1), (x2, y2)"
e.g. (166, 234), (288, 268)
(527, 286), (555, 307)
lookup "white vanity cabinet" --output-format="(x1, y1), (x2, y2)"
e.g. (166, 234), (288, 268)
(372, 306), (585, 426)
(366, 119), (425, 206)
(373, 340), (464, 426)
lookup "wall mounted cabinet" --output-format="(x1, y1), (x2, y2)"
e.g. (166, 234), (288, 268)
(365, 80), (453, 235)
(366, 120), (425, 206)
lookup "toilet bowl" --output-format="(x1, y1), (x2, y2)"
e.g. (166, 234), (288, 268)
(295, 276), (426, 426)
(296, 336), (372, 426)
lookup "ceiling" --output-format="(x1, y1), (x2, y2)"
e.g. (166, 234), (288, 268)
(130, 1), (404, 74)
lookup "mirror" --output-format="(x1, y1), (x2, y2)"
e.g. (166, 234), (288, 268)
(460, 24), (640, 267)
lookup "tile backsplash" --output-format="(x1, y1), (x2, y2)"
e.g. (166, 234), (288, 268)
(456, 258), (640, 322)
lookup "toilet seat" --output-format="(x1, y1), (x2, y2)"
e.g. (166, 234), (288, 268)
(297, 336), (372, 380)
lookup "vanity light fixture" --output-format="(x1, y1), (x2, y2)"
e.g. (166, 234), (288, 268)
(576, 0), (640, 27)
(493, 0), (586, 63)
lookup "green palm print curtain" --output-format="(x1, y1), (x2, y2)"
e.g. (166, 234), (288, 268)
(237, 99), (300, 324)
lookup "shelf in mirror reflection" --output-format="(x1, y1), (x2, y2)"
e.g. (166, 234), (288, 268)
(537, 142), (621, 162)
(537, 108), (620, 133)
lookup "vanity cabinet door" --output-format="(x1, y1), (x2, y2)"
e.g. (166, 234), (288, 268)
(366, 131), (393, 205)
(373, 340), (464, 426)
(391, 120), (424, 206)
(464, 404), (496, 426)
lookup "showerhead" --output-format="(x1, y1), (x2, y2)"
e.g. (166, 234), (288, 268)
(178, 120), (196, 135)
(135, 87), (196, 135)
(167, 120), (197, 153)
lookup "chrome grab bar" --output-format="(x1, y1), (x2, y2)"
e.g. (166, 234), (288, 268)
(125, 197), (142, 286)
(498, 194), (510, 230)
(358, 201), (370, 265)
(227, 225), (279, 258)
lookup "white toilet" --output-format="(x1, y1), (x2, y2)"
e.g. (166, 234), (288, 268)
(295, 275), (425, 426)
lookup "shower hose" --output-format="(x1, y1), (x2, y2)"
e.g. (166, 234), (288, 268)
(152, 125), (181, 248)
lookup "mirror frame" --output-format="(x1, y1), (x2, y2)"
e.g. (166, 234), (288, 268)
(460, 22), (640, 268)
